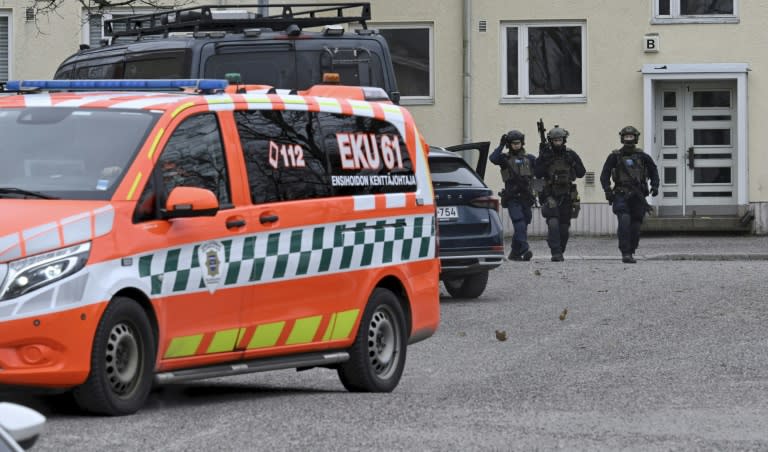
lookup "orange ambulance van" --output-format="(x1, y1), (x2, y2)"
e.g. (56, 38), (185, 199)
(0, 79), (440, 415)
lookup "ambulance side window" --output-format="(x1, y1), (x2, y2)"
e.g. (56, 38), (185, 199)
(235, 110), (332, 204)
(318, 112), (416, 196)
(133, 114), (230, 222)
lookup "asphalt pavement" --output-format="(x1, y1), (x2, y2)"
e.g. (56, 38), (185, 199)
(516, 233), (768, 261)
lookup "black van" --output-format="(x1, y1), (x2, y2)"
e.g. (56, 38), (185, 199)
(53, 2), (400, 103)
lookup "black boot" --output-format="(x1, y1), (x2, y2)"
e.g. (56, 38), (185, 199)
(521, 250), (533, 261)
(622, 253), (636, 264)
(551, 252), (564, 262)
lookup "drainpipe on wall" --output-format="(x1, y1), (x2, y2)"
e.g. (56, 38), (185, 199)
(463, 0), (471, 144)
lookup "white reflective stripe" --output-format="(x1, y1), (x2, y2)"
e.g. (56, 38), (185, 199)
(23, 222), (61, 255)
(60, 212), (92, 245)
(0, 233), (21, 261)
(354, 195), (376, 211)
(385, 193), (406, 209)
(316, 97), (342, 114)
(23, 94), (52, 107)
(348, 100), (374, 117)
(56, 93), (137, 107)
(413, 132), (434, 205)
(108, 96), (189, 109)
(279, 95), (309, 111)
(206, 95), (235, 111)
(93, 205), (115, 236)
(381, 104), (405, 125)
(244, 94), (273, 107)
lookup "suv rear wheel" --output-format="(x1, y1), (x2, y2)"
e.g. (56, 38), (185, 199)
(444, 271), (489, 299)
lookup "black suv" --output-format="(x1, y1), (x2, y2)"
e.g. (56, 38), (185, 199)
(53, 3), (400, 103)
(429, 143), (505, 299)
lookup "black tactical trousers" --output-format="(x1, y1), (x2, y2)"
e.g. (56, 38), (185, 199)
(612, 193), (647, 254)
(540, 195), (572, 254)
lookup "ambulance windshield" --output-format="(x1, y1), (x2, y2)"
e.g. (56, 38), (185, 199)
(0, 107), (159, 200)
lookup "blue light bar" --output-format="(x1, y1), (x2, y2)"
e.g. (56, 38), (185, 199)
(5, 79), (229, 92)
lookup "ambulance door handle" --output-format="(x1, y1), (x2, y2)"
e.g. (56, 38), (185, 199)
(226, 218), (246, 229)
(260, 214), (279, 224)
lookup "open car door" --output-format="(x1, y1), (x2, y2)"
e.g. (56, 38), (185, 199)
(444, 142), (491, 180)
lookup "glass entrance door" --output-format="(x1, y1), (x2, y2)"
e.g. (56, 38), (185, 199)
(655, 81), (737, 216)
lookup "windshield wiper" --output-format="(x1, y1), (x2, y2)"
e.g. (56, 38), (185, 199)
(0, 187), (57, 199)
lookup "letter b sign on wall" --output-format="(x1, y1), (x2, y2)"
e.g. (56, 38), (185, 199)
(644, 34), (660, 53)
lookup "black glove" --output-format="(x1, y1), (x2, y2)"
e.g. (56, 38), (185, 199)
(604, 191), (615, 204)
(650, 187), (659, 197)
(499, 134), (507, 147)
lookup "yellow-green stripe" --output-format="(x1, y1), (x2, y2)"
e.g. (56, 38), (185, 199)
(285, 316), (322, 345)
(322, 313), (337, 341)
(330, 309), (359, 340)
(164, 334), (203, 358)
(206, 328), (240, 354)
(171, 102), (195, 118)
(147, 128), (165, 159)
(247, 321), (285, 349)
(126, 172), (143, 201)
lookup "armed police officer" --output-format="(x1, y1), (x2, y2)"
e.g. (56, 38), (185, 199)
(490, 130), (536, 261)
(534, 124), (586, 262)
(600, 125), (660, 264)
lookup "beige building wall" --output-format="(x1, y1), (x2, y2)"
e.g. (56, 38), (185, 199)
(1, 0), (766, 232)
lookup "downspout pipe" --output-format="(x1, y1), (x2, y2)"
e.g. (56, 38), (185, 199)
(463, 0), (471, 144)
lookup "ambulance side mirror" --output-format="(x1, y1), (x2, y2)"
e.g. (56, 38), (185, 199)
(163, 186), (219, 219)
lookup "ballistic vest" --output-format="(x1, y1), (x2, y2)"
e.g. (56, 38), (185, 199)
(544, 152), (573, 195)
(611, 149), (646, 189)
(501, 152), (533, 182)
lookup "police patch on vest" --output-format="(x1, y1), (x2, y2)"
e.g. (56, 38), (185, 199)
(198, 241), (227, 294)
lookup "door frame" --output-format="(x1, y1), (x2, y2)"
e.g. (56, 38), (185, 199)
(642, 63), (749, 211)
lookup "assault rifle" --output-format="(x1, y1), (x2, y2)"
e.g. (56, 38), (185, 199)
(537, 118), (546, 148)
(615, 160), (653, 214)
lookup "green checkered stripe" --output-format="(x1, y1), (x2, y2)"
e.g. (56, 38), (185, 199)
(137, 214), (435, 296)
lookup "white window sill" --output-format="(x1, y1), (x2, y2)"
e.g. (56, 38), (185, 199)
(651, 17), (739, 25)
(500, 97), (587, 105)
(398, 97), (435, 106)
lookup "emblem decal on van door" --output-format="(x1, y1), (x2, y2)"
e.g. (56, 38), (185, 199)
(198, 241), (227, 294)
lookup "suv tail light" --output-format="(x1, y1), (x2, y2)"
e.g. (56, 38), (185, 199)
(470, 195), (500, 213)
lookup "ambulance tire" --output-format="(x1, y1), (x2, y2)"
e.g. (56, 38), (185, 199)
(443, 271), (489, 299)
(73, 297), (156, 416)
(338, 288), (407, 392)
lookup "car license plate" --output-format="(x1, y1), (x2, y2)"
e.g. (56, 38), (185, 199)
(437, 206), (458, 220)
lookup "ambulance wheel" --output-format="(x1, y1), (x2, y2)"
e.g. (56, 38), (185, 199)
(73, 297), (155, 416)
(338, 288), (406, 392)
(444, 271), (489, 299)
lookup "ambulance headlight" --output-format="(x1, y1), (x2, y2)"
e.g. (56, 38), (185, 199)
(0, 243), (91, 300)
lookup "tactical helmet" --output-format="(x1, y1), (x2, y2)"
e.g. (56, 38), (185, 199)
(546, 126), (569, 144)
(619, 125), (640, 145)
(505, 130), (525, 145)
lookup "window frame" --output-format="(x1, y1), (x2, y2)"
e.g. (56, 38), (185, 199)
(651, 0), (739, 24)
(373, 22), (434, 105)
(501, 21), (587, 104)
(0, 11), (13, 81)
(81, 8), (156, 46)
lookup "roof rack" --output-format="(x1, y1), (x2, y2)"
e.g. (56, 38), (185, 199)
(3, 79), (229, 95)
(105, 3), (371, 39)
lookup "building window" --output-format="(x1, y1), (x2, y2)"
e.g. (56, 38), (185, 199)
(502, 22), (586, 103)
(0, 14), (10, 81)
(653, 0), (738, 23)
(377, 24), (433, 104)
(83, 9), (155, 47)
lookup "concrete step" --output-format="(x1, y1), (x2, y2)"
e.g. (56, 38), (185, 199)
(641, 215), (753, 233)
